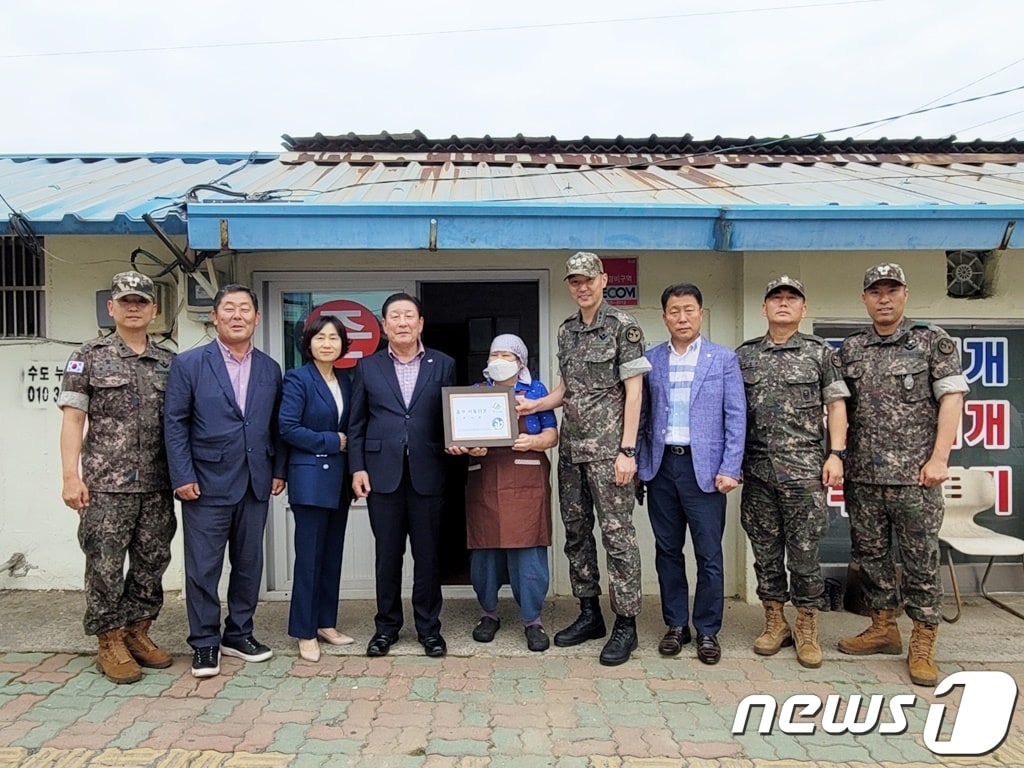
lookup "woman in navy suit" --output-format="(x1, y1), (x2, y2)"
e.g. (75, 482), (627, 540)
(279, 315), (354, 662)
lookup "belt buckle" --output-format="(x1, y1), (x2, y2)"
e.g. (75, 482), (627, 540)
(668, 445), (687, 455)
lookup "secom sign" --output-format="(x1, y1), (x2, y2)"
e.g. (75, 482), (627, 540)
(732, 670), (1018, 756)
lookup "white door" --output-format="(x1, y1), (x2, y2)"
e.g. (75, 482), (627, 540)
(255, 269), (551, 600)
(259, 274), (416, 599)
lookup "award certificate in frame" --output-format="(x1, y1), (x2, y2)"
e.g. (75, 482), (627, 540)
(442, 386), (519, 447)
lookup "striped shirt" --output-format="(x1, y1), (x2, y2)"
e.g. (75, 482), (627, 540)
(389, 342), (425, 408)
(665, 336), (701, 446)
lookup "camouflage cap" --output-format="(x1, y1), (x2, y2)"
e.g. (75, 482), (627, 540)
(563, 251), (604, 280)
(863, 262), (907, 289)
(110, 271), (155, 301)
(764, 275), (806, 299)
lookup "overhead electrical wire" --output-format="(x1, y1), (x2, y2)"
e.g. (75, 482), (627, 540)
(861, 53), (1024, 137)
(181, 81), (1024, 204)
(0, 0), (881, 59)
(954, 108), (1024, 136)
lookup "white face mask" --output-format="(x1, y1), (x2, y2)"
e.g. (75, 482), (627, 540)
(484, 358), (520, 383)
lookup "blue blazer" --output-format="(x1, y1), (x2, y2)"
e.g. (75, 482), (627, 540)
(279, 362), (351, 509)
(348, 347), (456, 496)
(638, 338), (747, 493)
(164, 340), (287, 505)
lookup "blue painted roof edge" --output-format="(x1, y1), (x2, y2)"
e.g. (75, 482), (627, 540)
(0, 213), (188, 236)
(185, 200), (1024, 251)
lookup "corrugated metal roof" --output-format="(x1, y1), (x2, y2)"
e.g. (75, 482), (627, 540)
(0, 154), (277, 234)
(4, 136), (1024, 236)
(190, 153), (1024, 207)
(281, 131), (1024, 157)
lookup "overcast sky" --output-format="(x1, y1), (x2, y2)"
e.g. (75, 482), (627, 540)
(3, 0), (1024, 154)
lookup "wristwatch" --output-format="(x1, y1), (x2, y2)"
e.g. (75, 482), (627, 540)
(618, 446), (637, 458)
(829, 449), (847, 461)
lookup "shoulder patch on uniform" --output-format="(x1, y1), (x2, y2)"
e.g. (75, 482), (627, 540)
(937, 337), (955, 355)
(66, 360), (85, 374)
(624, 326), (642, 344)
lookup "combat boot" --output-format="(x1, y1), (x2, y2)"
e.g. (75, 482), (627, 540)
(96, 628), (143, 684)
(553, 596), (606, 647)
(907, 620), (939, 686)
(793, 607), (822, 669)
(753, 600), (793, 656)
(124, 618), (173, 669)
(599, 615), (638, 666)
(837, 609), (902, 655)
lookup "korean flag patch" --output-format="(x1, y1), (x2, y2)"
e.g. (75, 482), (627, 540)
(66, 360), (85, 374)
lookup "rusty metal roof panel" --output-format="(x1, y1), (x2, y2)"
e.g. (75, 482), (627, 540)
(6, 144), (1024, 238)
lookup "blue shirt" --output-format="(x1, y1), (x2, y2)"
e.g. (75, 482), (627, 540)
(480, 378), (557, 435)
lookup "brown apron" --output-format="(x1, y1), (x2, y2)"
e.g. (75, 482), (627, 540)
(465, 427), (552, 549)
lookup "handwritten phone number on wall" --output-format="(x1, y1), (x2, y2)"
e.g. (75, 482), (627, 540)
(23, 363), (66, 409)
(26, 385), (60, 404)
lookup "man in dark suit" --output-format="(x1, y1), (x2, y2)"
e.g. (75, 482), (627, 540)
(164, 284), (287, 678)
(349, 292), (456, 658)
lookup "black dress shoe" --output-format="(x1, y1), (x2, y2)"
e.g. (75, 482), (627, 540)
(419, 635), (447, 658)
(366, 632), (398, 657)
(696, 633), (721, 665)
(658, 626), (692, 656)
(472, 617), (500, 643)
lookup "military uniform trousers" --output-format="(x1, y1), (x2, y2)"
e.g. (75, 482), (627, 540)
(77, 490), (176, 636)
(845, 480), (944, 624)
(740, 476), (828, 609)
(557, 455), (642, 618)
(646, 449), (726, 634)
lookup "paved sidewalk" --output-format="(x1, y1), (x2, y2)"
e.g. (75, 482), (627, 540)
(1, 591), (1023, 767)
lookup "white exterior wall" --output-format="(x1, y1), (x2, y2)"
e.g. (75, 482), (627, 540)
(1, 236), (186, 592)
(5, 239), (1021, 600)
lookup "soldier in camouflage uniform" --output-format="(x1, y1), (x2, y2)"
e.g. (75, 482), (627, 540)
(737, 276), (850, 669)
(837, 263), (968, 687)
(58, 271), (176, 684)
(518, 252), (651, 666)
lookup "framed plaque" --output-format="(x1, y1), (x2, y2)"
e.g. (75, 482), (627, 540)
(442, 386), (519, 447)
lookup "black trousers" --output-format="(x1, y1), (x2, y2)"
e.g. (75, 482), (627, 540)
(366, 458), (444, 638)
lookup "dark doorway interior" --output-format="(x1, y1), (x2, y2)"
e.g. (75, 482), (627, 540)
(420, 280), (541, 585)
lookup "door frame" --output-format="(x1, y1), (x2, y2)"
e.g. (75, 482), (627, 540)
(253, 268), (552, 600)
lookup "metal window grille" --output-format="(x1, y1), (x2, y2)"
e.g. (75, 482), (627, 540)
(1, 235), (45, 338)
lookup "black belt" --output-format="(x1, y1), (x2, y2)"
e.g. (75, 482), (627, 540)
(666, 445), (689, 455)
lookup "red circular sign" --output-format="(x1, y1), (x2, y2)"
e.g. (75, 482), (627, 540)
(306, 300), (381, 369)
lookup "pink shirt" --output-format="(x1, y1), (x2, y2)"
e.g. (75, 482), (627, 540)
(389, 343), (425, 408)
(216, 338), (253, 414)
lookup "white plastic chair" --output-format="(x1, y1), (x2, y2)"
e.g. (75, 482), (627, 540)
(939, 467), (1024, 622)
